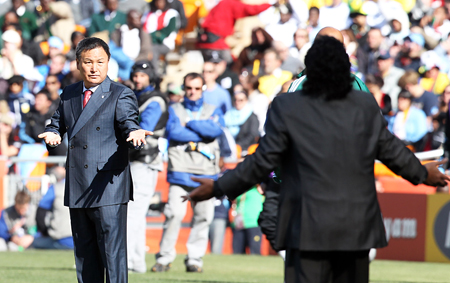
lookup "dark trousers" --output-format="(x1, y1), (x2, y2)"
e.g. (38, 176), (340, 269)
(232, 227), (262, 255)
(285, 249), (370, 283)
(70, 204), (128, 283)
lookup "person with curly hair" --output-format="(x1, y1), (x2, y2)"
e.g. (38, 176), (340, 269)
(186, 36), (449, 283)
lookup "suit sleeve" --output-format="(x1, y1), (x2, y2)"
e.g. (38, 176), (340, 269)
(375, 111), (428, 184)
(115, 87), (141, 141)
(45, 90), (66, 138)
(216, 97), (289, 199)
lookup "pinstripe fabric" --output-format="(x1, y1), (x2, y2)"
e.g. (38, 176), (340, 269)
(70, 204), (128, 283)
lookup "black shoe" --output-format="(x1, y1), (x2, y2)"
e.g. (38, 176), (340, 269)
(186, 264), (203, 273)
(151, 263), (171, 272)
(149, 202), (166, 213)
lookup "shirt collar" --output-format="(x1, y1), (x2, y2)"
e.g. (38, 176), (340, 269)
(83, 83), (100, 94)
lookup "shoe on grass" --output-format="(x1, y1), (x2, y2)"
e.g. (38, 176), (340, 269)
(186, 264), (203, 273)
(151, 263), (171, 272)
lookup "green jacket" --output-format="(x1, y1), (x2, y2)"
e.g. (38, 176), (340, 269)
(89, 10), (127, 37)
(288, 69), (370, 93)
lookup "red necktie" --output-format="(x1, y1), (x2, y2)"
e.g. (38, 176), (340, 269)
(83, 90), (92, 108)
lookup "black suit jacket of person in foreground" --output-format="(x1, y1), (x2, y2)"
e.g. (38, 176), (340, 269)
(44, 76), (140, 208)
(216, 89), (428, 252)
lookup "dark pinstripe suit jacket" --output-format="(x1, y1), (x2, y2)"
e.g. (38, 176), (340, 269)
(45, 76), (140, 208)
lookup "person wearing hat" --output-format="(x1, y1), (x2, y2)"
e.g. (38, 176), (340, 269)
(6, 75), (34, 126)
(419, 50), (450, 95)
(127, 60), (169, 273)
(0, 29), (34, 80)
(376, 50), (405, 110)
(167, 82), (184, 105)
(388, 90), (428, 149)
(349, 7), (369, 47)
(394, 33), (424, 72)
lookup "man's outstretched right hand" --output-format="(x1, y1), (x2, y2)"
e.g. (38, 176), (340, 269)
(423, 159), (450, 187)
(38, 132), (61, 146)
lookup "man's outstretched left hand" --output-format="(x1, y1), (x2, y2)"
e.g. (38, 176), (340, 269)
(182, 177), (215, 203)
(127, 130), (153, 147)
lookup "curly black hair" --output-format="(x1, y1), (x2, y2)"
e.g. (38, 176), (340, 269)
(303, 36), (353, 100)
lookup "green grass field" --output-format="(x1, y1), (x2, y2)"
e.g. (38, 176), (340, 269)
(1, 250), (450, 283)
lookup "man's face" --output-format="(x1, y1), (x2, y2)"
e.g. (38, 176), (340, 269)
(377, 58), (392, 73)
(132, 72), (150, 91)
(264, 52), (281, 75)
(367, 29), (383, 50)
(50, 56), (65, 75)
(184, 77), (203, 101)
(45, 76), (60, 93)
(34, 93), (52, 113)
(127, 11), (141, 29)
(202, 62), (218, 83)
(105, 0), (118, 11)
(294, 29), (309, 49)
(77, 47), (109, 89)
(309, 10), (319, 26)
(14, 203), (29, 216)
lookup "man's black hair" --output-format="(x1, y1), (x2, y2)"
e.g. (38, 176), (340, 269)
(303, 36), (353, 100)
(75, 37), (110, 61)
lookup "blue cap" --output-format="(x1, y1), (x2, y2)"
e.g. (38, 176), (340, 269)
(48, 36), (64, 50)
(405, 33), (425, 48)
(377, 50), (391, 60)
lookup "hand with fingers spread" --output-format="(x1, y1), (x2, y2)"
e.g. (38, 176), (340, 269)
(38, 132), (62, 146)
(181, 177), (215, 203)
(127, 129), (153, 147)
(423, 158), (450, 187)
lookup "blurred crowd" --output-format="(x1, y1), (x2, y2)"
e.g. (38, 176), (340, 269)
(0, 0), (450, 256)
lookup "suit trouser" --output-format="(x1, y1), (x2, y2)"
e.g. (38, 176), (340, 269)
(156, 184), (214, 267)
(127, 162), (158, 273)
(70, 204), (128, 283)
(285, 249), (369, 283)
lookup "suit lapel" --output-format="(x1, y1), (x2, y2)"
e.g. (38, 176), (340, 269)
(70, 77), (112, 140)
(71, 82), (83, 120)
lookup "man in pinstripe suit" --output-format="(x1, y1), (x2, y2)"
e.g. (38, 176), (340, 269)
(39, 37), (151, 283)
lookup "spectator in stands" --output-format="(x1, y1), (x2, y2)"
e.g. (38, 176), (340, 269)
(0, 191), (36, 251)
(19, 89), (66, 156)
(306, 7), (321, 41)
(419, 6), (450, 49)
(240, 73), (268, 136)
(128, 60), (168, 274)
(88, 0), (126, 37)
(208, 52), (240, 98)
(34, 0), (53, 42)
(0, 29), (34, 79)
(289, 28), (311, 67)
(167, 82), (184, 105)
(225, 88), (259, 154)
(3, 23), (44, 67)
(394, 33), (425, 72)
(258, 48), (293, 100)
(44, 74), (62, 111)
(365, 74), (392, 116)
(389, 90), (428, 150)
(7, 75), (34, 125)
(151, 73), (223, 273)
(398, 70), (439, 128)
(34, 166), (73, 250)
(202, 61), (232, 115)
(142, 0), (180, 75)
(349, 9), (369, 48)
(169, 0), (187, 30)
(274, 41), (302, 76)
(357, 28), (385, 76)
(377, 50), (405, 110)
(197, 0), (272, 64)
(0, 0), (38, 41)
(319, 0), (350, 31)
(110, 9), (153, 82)
(0, 111), (19, 157)
(233, 27), (273, 76)
(34, 1), (75, 46)
(0, 11), (19, 49)
(419, 50), (450, 95)
(264, 3), (298, 49)
(66, 31), (85, 62)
